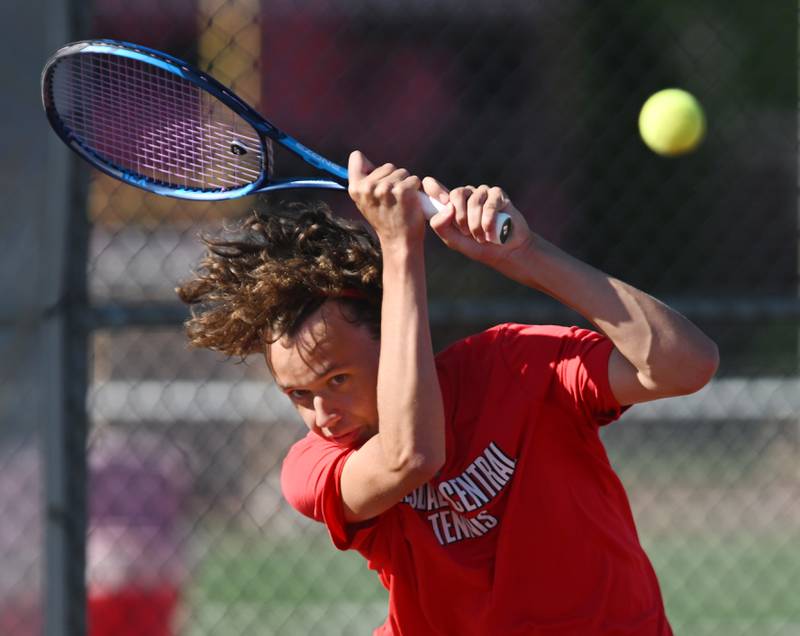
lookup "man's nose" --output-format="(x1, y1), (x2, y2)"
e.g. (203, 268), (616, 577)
(313, 395), (341, 429)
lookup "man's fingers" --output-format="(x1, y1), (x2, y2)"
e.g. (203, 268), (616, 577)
(430, 203), (471, 250)
(480, 208), (499, 244)
(428, 201), (454, 232)
(450, 187), (473, 235)
(467, 186), (489, 242)
(486, 186), (509, 211)
(374, 168), (413, 199)
(422, 176), (450, 204)
(481, 187), (508, 244)
(395, 175), (423, 202)
(369, 163), (401, 183)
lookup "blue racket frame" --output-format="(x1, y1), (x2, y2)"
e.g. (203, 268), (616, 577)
(42, 39), (349, 201)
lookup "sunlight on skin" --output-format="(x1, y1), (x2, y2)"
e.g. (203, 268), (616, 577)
(267, 301), (381, 448)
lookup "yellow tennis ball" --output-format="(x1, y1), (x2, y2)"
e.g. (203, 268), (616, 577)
(638, 88), (705, 156)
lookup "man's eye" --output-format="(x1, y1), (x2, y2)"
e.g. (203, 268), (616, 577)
(289, 389), (310, 401)
(330, 374), (348, 387)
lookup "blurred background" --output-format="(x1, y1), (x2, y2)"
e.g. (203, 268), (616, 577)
(1, 0), (798, 634)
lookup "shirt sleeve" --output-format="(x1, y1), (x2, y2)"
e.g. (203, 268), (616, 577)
(280, 434), (379, 551)
(500, 323), (628, 427)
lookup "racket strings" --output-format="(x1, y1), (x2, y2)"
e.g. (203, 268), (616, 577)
(265, 137), (275, 180)
(48, 52), (264, 192)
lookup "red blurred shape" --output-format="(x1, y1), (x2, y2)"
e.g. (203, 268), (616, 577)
(88, 585), (179, 636)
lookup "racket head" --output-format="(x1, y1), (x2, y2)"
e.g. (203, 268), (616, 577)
(41, 39), (277, 200)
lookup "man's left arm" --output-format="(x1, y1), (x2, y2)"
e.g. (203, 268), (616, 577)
(508, 234), (719, 406)
(422, 180), (719, 406)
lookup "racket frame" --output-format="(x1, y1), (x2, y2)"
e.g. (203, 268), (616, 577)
(41, 39), (348, 201)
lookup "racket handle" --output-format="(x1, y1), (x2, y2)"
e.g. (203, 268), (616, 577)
(417, 193), (513, 245)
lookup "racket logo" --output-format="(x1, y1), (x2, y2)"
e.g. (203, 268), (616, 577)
(230, 141), (248, 156)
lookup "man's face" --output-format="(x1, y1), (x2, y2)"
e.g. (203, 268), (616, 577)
(267, 301), (380, 447)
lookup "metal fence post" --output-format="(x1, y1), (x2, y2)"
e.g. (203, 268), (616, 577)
(43, 1), (92, 634)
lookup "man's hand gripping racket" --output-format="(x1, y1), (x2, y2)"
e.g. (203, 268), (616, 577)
(41, 39), (512, 244)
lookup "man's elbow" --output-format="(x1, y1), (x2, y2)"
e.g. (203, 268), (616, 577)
(418, 450), (447, 479)
(671, 339), (720, 395)
(391, 449), (445, 481)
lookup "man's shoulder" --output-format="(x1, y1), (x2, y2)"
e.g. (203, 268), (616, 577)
(435, 323), (573, 362)
(434, 324), (599, 391)
(281, 432), (352, 519)
(283, 432), (348, 473)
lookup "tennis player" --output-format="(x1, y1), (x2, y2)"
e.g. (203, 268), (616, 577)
(178, 151), (718, 635)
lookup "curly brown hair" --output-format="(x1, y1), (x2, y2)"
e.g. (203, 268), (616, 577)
(176, 201), (382, 357)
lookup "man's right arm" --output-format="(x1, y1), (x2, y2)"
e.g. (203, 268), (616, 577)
(339, 151), (446, 523)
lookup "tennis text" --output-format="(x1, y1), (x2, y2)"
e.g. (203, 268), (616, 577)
(402, 441), (517, 546)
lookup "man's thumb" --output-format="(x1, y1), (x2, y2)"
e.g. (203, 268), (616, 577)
(348, 150), (375, 179)
(422, 176), (450, 204)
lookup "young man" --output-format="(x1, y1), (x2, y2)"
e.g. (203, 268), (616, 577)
(178, 151), (719, 635)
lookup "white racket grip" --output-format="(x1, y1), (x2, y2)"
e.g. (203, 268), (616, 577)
(417, 192), (513, 244)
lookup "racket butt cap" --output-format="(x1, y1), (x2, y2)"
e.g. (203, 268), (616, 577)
(497, 213), (513, 244)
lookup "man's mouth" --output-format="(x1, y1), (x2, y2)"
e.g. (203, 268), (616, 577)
(330, 429), (360, 445)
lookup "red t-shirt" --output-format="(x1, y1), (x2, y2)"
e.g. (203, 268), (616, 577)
(281, 324), (673, 635)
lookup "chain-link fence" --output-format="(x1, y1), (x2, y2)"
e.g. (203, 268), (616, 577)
(2, 0), (798, 634)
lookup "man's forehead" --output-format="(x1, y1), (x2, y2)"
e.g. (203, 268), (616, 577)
(270, 325), (335, 378)
(266, 300), (376, 384)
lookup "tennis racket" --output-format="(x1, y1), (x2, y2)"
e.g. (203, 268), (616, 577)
(41, 39), (513, 244)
